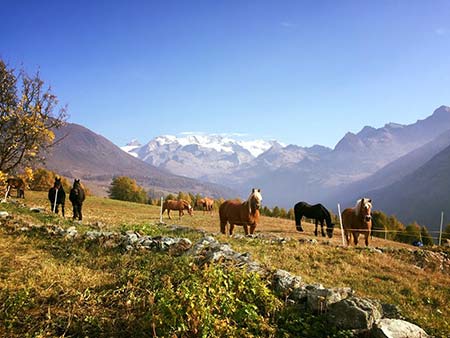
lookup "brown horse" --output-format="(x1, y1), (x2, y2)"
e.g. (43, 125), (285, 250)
(6, 177), (25, 198)
(162, 199), (193, 219)
(219, 188), (262, 236)
(197, 197), (214, 214)
(342, 198), (373, 246)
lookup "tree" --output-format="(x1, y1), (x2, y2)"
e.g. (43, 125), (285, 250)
(420, 226), (434, 246)
(0, 59), (67, 174)
(109, 176), (147, 204)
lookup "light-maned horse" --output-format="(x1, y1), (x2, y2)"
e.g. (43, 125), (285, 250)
(69, 179), (86, 221)
(342, 198), (373, 246)
(48, 177), (66, 217)
(162, 199), (193, 220)
(6, 177), (25, 198)
(198, 197), (214, 214)
(294, 201), (335, 238)
(219, 188), (262, 236)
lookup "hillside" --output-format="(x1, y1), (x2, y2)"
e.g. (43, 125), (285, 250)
(44, 122), (236, 198)
(0, 192), (448, 337)
(368, 143), (450, 233)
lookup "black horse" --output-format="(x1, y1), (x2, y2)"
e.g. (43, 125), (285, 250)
(69, 179), (85, 221)
(294, 201), (334, 238)
(48, 177), (65, 217)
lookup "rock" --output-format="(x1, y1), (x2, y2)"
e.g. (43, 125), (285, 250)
(381, 303), (404, 320)
(0, 211), (9, 218)
(29, 207), (45, 213)
(306, 285), (353, 313)
(371, 319), (430, 338)
(272, 269), (302, 296)
(65, 226), (78, 239)
(326, 296), (382, 330)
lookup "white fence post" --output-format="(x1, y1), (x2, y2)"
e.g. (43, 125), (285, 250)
(160, 197), (164, 223)
(337, 203), (345, 246)
(439, 211), (444, 246)
(53, 188), (58, 213)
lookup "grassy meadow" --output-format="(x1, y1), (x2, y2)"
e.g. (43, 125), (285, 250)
(0, 191), (449, 337)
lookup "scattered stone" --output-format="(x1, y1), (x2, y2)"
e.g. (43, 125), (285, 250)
(326, 296), (382, 331)
(371, 318), (430, 338)
(29, 207), (45, 213)
(272, 269), (302, 296)
(0, 211), (9, 218)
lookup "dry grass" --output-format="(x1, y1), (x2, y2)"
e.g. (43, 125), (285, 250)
(1, 191), (449, 336)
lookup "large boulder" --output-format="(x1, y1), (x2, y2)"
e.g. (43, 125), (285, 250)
(326, 296), (382, 330)
(371, 319), (429, 338)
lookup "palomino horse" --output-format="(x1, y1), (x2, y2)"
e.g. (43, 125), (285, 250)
(6, 177), (25, 198)
(197, 197), (214, 214)
(48, 177), (66, 217)
(342, 198), (373, 246)
(162, 199), (193, 220)
(69, 179), (86, 221)
(294, 201), (334, 238)
(219, 188), (262, 236)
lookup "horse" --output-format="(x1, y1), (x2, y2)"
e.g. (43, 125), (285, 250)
(162, 199), (193, 219)
(341, 198), (373, 246)
(198, 197), (214, 214)
(69, 179), (86, 221)
(6, 177), (25, 198)
(48, 177), (66, 217)
(219, 188), (262, 236)
(294, 201), (335, 238)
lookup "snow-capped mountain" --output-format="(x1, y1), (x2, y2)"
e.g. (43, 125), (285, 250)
(122, 134), (283, 181)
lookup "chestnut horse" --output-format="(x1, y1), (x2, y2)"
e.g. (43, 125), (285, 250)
(219, 188), (262, 236)
(162, 199), (193, 220)
(197, 197), (214, 214)
(6, 177), (25, 198)
(342, 198), (372, 246)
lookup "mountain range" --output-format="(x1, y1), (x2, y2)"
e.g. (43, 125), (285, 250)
(122, 105), (450, 233)
(43, 123), (236, 198)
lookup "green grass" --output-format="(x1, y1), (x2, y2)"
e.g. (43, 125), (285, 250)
(0, 191), (449, 337)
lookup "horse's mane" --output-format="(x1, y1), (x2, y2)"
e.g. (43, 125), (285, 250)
(247, 188), (262, 213)
(354, 198), (372, 216)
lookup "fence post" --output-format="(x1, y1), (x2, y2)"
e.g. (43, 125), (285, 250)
(160, 197), (164, 223)
(439, 211), (444, 246)
(53, 188), (58, 213)
(337, 203), (345, 246)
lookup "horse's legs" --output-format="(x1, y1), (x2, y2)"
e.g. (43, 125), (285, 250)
(167, 209), (172, 219)
(321, 220), (326, 237)
(79, 203), (83, 221)
(220, 220), (227, 234)
(249, 224), (256, 235)
(353, 232), (359, 246)
(314, 219), (318, 236)
(229, 223), (235, 236)
(72, 204), (77, 219)
(364, 231), (369, 246)
(344, 230), (351, 246)
(243, 224), (249, 236)
(61, 203), (65, 218)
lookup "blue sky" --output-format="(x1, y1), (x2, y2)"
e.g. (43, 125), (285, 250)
(2, 0), (450, 148)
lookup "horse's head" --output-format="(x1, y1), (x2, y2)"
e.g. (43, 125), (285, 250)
(326, 222), (335, 238)
(187, 204), (194, 216)
(54, 177), (62, 189)
(358, 198), (372, 222)
(248, 188), (262, 213)
(73, 179), (81, 188)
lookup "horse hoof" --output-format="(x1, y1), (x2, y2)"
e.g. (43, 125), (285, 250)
(296, 226), (304, 232)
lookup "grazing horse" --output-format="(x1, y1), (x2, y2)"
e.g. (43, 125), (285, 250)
(294, 202), (335, 238)
(6, 177), (25, 198)
(342, 198), (373, 246)
(48, 177), (66, 217)
(162, 199), (193, 220)
(198, 197), (214, 214)
(219, 188), (262, 236)
(69, 179), (86, 221)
